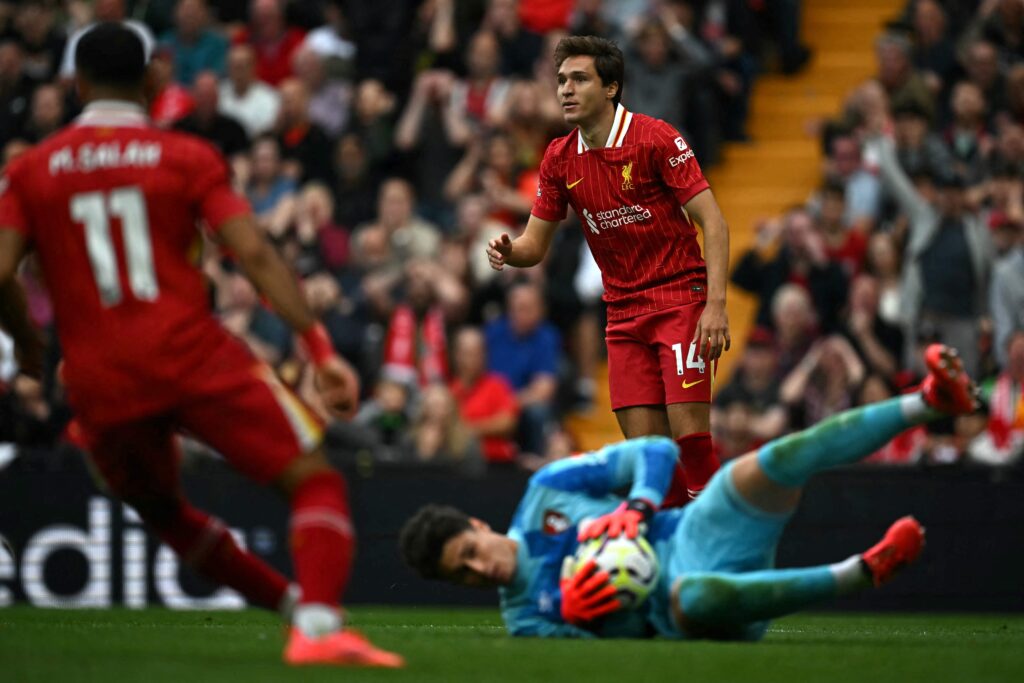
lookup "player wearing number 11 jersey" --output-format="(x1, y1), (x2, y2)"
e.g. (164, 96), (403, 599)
(487, 36), (732, 502)
(0, 23), (400, 667)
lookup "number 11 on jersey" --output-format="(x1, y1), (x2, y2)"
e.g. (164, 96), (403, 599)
(70, 186), (159, 307)
(671, 341), (706, 376)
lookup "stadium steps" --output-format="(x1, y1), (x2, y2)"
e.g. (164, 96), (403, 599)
(564, 0), (902, 452)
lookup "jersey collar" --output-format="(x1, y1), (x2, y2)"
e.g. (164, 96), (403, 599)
(75, 100), (150, 128)
(577, 103), (633, 154)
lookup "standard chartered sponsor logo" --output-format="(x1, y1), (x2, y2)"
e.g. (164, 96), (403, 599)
(584, 204), (653, 233)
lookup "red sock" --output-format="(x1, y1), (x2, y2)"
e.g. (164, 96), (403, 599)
(149, 501), (290, 610)
(675, 432), (719, 499)
(662, 462), (691, 509)
(290, 470), (354, 605)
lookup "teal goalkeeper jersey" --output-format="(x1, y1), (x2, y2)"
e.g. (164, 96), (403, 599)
(497, 436), (686, 639)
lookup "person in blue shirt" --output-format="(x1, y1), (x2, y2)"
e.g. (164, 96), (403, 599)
(399, 345), (977, 639)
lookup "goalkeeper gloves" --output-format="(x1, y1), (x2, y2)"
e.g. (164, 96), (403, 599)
(559, 558), (621, 626)
(577, 499), (655, 541)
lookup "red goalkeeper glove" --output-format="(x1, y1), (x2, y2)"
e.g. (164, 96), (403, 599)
(577, 499), (655, 541)
(559, 558), (621, 626)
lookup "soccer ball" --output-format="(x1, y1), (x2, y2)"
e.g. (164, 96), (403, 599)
(573, 533), (659, 609)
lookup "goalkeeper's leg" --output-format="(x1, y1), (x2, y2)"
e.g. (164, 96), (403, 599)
(731, 344), (977, 514)
(671, 516), (925, 640)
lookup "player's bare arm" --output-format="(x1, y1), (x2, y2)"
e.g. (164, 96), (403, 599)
(486, 214), (559, 270)
(0, 228), (43, 378)
(683, 189), (731, 362)
(217, 215), (360, 419)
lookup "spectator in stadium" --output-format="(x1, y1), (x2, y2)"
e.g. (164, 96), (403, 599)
(12, 1), (65, 83)
(780, 334), (866, 430)
(246, 135), (297, 241)
(873, 31), (933, 122)
(696, 0), (759, 142)
(891, 97), (953, 180)
(291, 46), (352, 139)
(0, 40), (34, 148)
(276, 77), (334, 185)
(400, 383), (484, 475)
(443, 130), (533, 226)
(864, 232), (904, 329)
(826, 132), (882, 233)
(944, 81), (993, 184)
(219, 44), (281, 139)
(449, 326), (519, 466)
(59, 0), (155, 81)
(909, 0), (957, 96)
(867, 125), (995, 377)
(455, 194), (508, 289)
(485, 282), (561, 457)
(816, 179), (867, 278)
(294, 182), (349, 276)
(174, 71), (250, 161)
(770, 283), (820, 378)
(621, 17), (693, 137)
(355, 178), (442, 267)
(20, 82), (65, 143)
(348, 78), (397, 174)
(331, 132), (378, 231)
(967, 330), (1024, 465)
(352, 375), (414, 451)
(483, 0), (544, 78)
(160, 0), (227, 86)
(218, 268), (292, 368)
(447, 29), (511, 145)
(711, 326), (787, 460)
(731, 207), (849, 334)
(231, 0), (305, 87)
(842, 273), (904, 381)
(148, 47), (196, 128)
(962, 39), (1007, 118)
(990, 220), (1024, 369)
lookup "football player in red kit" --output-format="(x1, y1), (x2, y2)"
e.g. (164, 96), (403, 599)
(0, 24), (400, 668)
(488, 36), (731, 504)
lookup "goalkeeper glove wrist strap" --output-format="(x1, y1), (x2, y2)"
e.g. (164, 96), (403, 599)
(625, 498), (656, 523)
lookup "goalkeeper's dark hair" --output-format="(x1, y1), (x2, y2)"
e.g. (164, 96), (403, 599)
(553, 35), (624, 106)
(75, 22), (147, 89)
(399, 504), (472, 580)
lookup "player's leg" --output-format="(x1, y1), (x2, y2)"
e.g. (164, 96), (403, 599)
(656, 302), (720, 501)
(82, 417), (292, 612)
(731, 344), (978, 514)
(670, 516), (925, 640)
(178, 363), (401, 667)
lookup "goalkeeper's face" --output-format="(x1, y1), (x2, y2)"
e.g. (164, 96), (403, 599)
(438, 518), (518, 588)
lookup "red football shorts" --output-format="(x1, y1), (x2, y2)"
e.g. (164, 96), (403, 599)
(78, 359), (323, 501)
(606, 301), (717, 411)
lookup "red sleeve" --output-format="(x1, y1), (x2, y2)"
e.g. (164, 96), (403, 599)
(530, 139), (569, 222)
(0, 161), (31, 239)
(489, 375), (520, 417)
(188, 141), (251, 231)
(652, 121), (710, 207)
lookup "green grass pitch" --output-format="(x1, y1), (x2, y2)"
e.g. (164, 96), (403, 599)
(2, 607), (1023, 683)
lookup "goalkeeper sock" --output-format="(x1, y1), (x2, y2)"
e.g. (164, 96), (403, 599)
(150, 501), (290, 610)
(677, 565), (850, 626)
(290, 469), (354, 613)
(757, 395), (938, 487)
(675, 432), (719, 499)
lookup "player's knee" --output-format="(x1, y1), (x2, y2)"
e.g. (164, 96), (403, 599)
(676, 573), (740, 622)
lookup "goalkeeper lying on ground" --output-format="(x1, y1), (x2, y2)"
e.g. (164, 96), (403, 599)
(399, 345), (979, 639)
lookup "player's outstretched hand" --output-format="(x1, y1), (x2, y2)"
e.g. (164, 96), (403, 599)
(559, 558), (621, 626)
(692, 300), (731, 363)
(578, 502), (644, 541)
(486, 233), (513, 271)
(314, 355), (361, 420)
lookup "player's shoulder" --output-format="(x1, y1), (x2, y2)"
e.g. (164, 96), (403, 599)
(541, 130), (578, 162)
(627, 113), (684, 146)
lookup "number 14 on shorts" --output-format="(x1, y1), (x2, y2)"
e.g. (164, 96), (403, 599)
(671, 342), (705, 376)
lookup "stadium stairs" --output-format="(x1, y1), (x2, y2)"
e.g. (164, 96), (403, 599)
(565, 0), (903, 451)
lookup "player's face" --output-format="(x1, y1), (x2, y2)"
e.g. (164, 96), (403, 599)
(556, 55), (616, 126)
(439, 519), (517, 588)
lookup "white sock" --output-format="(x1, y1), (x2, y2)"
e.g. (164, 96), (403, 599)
(294, 603), (343, 638)
(829, 555), (870, 595)
(278, 584), (300, 622)
(899, 393), (934, 423)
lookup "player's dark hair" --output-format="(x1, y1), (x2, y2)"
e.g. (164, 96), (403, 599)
(399, 505), (472, 580)
(554, 35), (624, 107)
(75, 22), (146, 89)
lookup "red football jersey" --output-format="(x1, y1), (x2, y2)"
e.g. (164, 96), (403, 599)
(0, 102), (251, 425)
(531, 105), (710, 320)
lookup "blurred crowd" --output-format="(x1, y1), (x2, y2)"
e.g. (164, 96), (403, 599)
(721, 0), (1024, 468)
(0, 0), (1019, 474)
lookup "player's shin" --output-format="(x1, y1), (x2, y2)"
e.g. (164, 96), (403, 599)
(674, 564), (857, 628)
(144, 500), (290, 609)
(756, 395), (937, 487)
(289, 469), (354, 637)
(672, 432), (718, 502)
